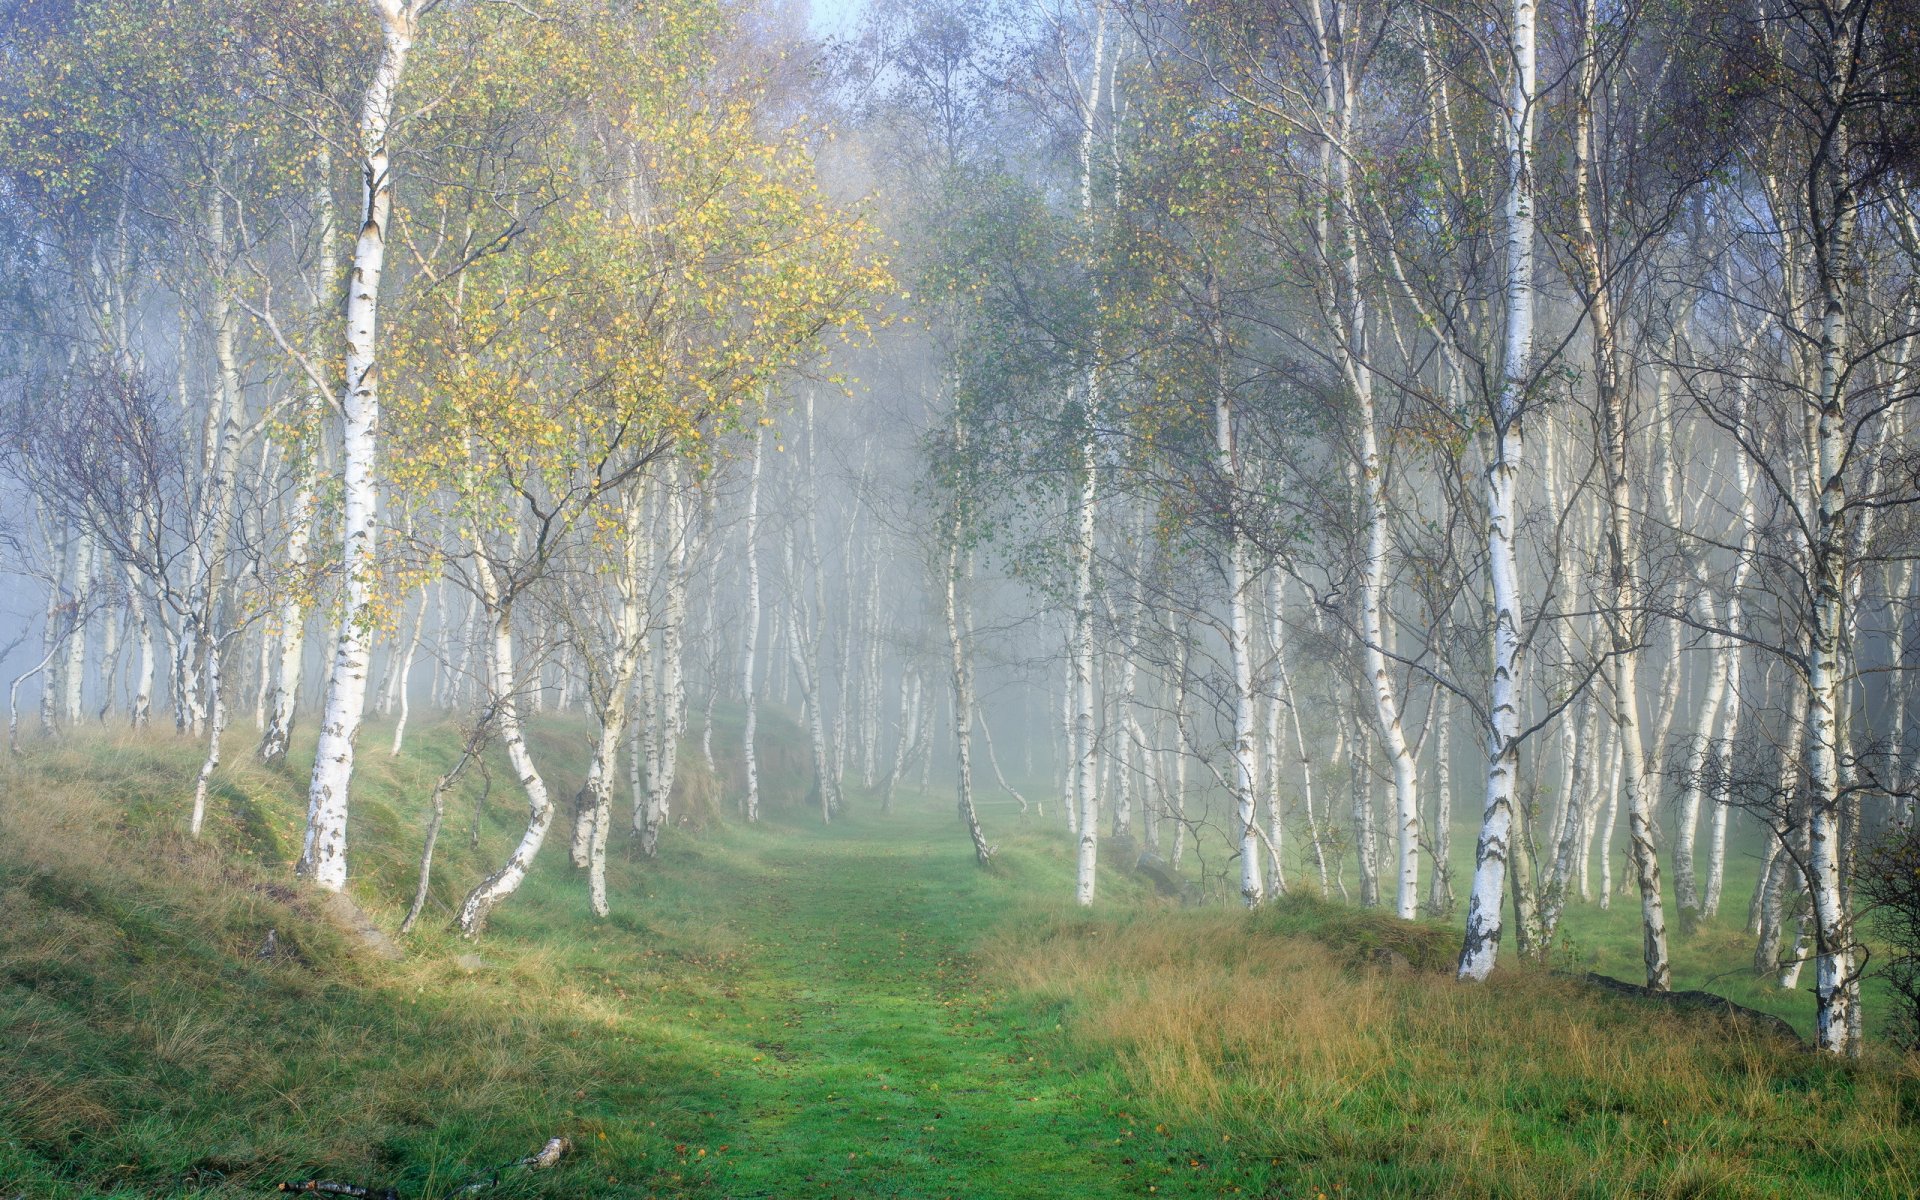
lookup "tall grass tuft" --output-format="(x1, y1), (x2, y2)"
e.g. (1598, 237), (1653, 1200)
(989, 906), (1920, 1198)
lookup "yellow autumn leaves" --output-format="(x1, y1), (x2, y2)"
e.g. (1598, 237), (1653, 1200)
(381, 0), (890, 528)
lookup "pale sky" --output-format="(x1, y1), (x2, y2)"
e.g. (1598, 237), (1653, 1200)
(805, 0), (868, 38)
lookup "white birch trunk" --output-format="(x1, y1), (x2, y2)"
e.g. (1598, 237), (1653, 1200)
(388, 588), (427, 756)
(1701, 629), (1741, 919)
(1071, 427), (1099, 904)
(861, 554), (883, 788)
(1675, 590), (1731, 930)
(884, 668), (921, 813)
(98, 600), (122, 723)
(1263, 572), (1287, 896)
(299, 1), (413, 891)
(1428, 688), (1454, 914)
(945, 512), (992, 864)
(585, 493), (648, 914)
(129, 567), (154, 727)
(1806, 181), (1859, 1056)
(1307, 0), (1420, 919)
(1272, 589), (1326, 894)
(1070, 3), (1107, 908)
(742, 427), (764, 821)
(632, 484), (660, 837)
(572, 488), (651, 879)
(455, 555), (554, 937)
(643, 465), (689, 857)
(1350, 707), (1379, 907)
(1599, 733), (1621, 909)
(1458, 0), (1536, 982)
(1167, 614), (1190, 869)
(189, 632), (224, 839)
(63, 533), (91, 725)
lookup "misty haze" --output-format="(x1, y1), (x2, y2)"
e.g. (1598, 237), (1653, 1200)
(1, 0), (1918, 1196)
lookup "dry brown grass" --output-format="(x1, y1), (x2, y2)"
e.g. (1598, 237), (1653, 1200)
(988, 906), (1920, 1198)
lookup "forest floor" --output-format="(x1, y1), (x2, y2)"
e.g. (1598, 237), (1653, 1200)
(3, 719), (1919, 1198)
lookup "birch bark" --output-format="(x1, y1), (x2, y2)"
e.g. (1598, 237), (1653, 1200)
(742, 426), (764, 821)
(456, 553), (555, 937)
(1458, 0), (1536, 982)
(299, 0), (415, 891)
(1805, 118), (1860, 1056)
(641, 464), (689, 857)
(1071, 2), (1107, 908)
(584, 491), (649, 916)
(945, 492), (992, 864)
(1312, 0), (1420, 920)
(1568, 0), (1668, 987)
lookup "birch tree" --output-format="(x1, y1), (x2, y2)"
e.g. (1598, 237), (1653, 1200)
(298, 0), (417, 891)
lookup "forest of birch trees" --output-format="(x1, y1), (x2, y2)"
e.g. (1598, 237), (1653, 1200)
(3, 0), (1919, 1061)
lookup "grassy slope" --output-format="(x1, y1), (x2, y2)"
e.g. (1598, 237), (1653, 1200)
(2, 720), (1917, 1198)
(1163, 782), (1882, 1045)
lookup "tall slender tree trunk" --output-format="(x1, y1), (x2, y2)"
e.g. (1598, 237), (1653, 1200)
(1310, 0), (1418, 919)
(1564, 0), (1668, 987)
(1755, 682), (1810, 961)
(97, 590), (121, 725)
(1071, 4), (1107, 907)
(641, 464), (689, 857)
(1207, 276), (1262, 907)
(1272, 586), (1326, 894)
(1458, 0), (1536, 982)
(1428, 689), (1455, 914)
(742, 427), (764, 821)
(128, 567), (154, 727)
(388, 586), (428, 756)
(299, 1), (414, 891)
(573, 487), (649, 896)
(1676, 590), (1731, 932)
(584, 502), (646, 915)
(1167, 614), (1191, 870)
(1348, 701), (1381, 908)
(1263, 572), (1288, 897)
(63, 534), (91, 725)
(883, 667), (920, 813)
(1805, 120), (1860, 1054)
(945, 499), (992, 865)
(1702, 622), (1743, 919)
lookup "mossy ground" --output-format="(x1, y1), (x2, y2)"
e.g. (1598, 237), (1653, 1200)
(1, 717), (1915, 1198)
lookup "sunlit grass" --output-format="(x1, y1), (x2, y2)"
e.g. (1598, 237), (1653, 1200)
(2, 719), (1915, 1198)
(993, 897), (1920, 1197)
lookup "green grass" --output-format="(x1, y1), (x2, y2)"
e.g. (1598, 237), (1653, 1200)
(1165, 774), (1889, 1044)
(2, 718), (1917, 1198)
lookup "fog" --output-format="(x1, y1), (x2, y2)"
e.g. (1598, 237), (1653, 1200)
(1, 0), (1917, 1053)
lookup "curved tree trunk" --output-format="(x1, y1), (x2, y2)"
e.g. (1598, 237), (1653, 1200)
(456, 557), (554, 937)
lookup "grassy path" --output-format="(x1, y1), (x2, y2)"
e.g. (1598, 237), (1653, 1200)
(648, 811), (1152, 1199)
(0, 730), (1221, 1199)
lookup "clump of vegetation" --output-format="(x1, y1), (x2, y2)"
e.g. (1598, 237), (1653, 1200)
(992, 906), (1920, 1198)
(1858, 824), (1920, 1051)
(1255, 892), (1460, 972)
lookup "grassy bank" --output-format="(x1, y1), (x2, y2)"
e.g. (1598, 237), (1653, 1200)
(1, 720), (1916, 1197)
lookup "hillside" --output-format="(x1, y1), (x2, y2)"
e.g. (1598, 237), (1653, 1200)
(3, 723), (1918, 1199)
